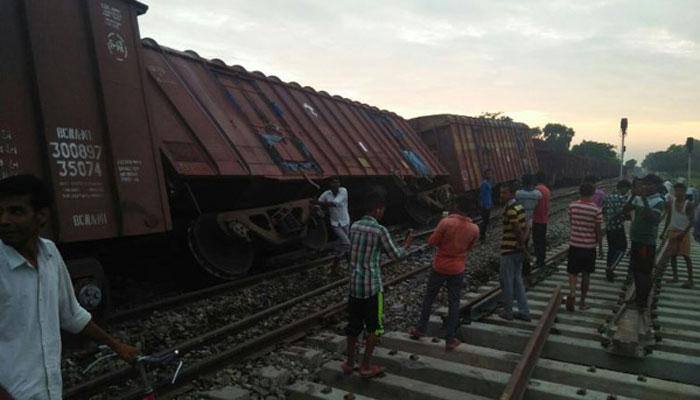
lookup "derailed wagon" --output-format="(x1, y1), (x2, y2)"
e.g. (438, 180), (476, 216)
(140, 41), (452, 277)
(533, 139), (618, 186)
(409, 115), (539, 196)
(1, 0), (451, 309)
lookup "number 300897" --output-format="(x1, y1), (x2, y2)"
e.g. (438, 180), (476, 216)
(49, 142), (103, 178)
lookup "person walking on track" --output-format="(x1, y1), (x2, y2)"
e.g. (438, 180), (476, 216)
(0, 175), (138, 400)
(342, 187), (412, 378)
(623, 174), (665, 310)
(409, 196), (480, 351)
(566, 183), (603, 311)
(498, 183), (531, 321)
(602, 179), (631, 282)
(479, 169), (493, 244)
(532, 172), (551, 269)
(317, 177), (351, 273)
(659, 182), (695, 288)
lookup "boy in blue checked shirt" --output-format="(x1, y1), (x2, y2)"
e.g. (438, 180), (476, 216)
(341, 188), (412, 378)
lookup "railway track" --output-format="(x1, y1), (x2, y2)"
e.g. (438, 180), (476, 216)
(289, 243), (700, 400)
(64, 184), (599, 398)
(103, 184), (589, 324)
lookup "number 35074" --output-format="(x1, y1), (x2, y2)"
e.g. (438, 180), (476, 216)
(49, 142), (103, 178)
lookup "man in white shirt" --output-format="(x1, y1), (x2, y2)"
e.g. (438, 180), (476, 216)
(0, 175), (138, 400)
(317, 177), (350, 272)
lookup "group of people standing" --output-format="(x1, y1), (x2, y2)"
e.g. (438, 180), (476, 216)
(325, 171), (553, 378)
(330, 171), (697, 379)
(567, 173), (695, 314)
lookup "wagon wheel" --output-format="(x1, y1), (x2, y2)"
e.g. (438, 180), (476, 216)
(302, 211), (328, 251)
(404, 196), (437, 226)
(188, 214), (255, 279)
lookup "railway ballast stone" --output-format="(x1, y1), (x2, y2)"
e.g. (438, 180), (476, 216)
(281, 346), (324, 368)
(307, 333), (346, 353)
(258, 366), (292, 388)
(202, 385), (251, 400)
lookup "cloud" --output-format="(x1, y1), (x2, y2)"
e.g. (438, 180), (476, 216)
(622, 28), (698, 58)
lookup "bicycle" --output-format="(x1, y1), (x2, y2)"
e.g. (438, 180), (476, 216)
(83, 346), (183, 400)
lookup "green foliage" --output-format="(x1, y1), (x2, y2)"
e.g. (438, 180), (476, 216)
(542, 123), (575, 151)
(528, 126), (543, 139)
(624, 159), (637, 169)
(478, 111), (513, 122)
(642, 144), (689, 175)
(571, 140), (619, 163)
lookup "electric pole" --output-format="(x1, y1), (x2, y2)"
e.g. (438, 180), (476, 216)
(620, 118), (628, 179)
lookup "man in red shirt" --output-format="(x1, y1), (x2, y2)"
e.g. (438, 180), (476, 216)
(566, 183), (603, 311)
(409, 197), (479, 351)
(533, 172), (551, 269)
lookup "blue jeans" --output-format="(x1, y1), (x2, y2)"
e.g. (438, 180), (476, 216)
(500, 253), (530, 317)
(415, 270), (463, 339)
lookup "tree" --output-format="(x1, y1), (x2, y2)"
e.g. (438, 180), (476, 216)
(624, 159), (637, 169)
(542, 123), (575, 151)
(528, 126), (543, 139)
(642, 144), (688, 175)
(478, 111), (513, 122)
(571, 140), (619, 163)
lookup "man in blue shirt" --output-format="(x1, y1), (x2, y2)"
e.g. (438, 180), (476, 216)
(479, 168), (493, 243)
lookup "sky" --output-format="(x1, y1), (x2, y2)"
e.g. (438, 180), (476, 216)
(138, 0), (700, 163)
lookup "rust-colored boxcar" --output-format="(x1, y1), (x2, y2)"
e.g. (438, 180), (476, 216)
(1, 0), (451, 295)
(533, 139), (618, 186)
(410, 115), (538, 194)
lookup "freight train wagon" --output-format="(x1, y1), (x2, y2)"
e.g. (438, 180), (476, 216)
(410, 115), (539, 198)
(1, 0), (451, 311)
(533, 139), (618, 186)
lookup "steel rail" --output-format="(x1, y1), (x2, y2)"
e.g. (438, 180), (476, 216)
(67, 184), (591, 398)
(65, 242), (432, 399)
(459, 247), (569, 323)
(499, 285), (562, 400)
(104, 227), (433, 324)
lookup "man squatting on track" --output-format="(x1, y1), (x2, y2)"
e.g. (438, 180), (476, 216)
(498, 183), (531, 321)
(623, 174), (665, 310)
(478, 168), (493, 244)
(409, 196), (480, 351)
(0, 175), (138, 400)
(342, 187), (413, 378)
(659, 181), (695, 288)
(602, 179), (631, 282)
(566, 182), (603, 312)
(316, 177), (350, 272)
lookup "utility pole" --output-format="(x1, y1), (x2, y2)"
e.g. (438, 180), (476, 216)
(686, 137), (694, 184)
(620, 118), (628, 179)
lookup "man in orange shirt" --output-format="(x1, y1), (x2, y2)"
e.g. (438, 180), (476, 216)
(409, 196), (479, 351)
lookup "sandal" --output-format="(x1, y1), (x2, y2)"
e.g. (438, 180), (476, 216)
(579, 303), (590, 311)
(359, 364), (385, 378)
(681, 281), (695, 289)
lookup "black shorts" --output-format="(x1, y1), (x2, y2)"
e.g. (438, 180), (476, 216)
(567, 246), (596, 274)
(344, 293), (384, 337)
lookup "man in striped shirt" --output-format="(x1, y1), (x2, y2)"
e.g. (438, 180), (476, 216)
(499, 183), (531, 321)
(342, 188), (412, 378)
(566, 183), (603, 311)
